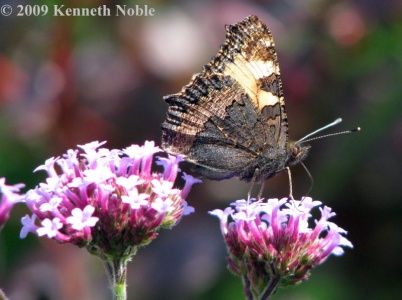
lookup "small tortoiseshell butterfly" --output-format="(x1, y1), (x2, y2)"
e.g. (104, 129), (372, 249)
(161, 15), (358, 190)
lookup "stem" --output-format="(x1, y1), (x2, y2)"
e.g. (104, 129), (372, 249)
(258, 275), (280, 300)
(0, 289), (10, 300)
(242, 275), (254, 300)
(105, 257), (128, 300)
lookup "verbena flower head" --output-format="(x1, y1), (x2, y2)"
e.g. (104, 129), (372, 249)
(0, 178), (25, 230)
(20, 141), (200, 260)
(210, 197), (353, 298)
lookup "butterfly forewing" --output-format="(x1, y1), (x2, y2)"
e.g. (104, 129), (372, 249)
(162, 15), (294, 182)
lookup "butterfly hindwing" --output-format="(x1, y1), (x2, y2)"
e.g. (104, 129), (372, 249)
(185, 90), (284, 181)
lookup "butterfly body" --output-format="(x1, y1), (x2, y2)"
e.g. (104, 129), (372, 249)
(161, 15), (310, 183)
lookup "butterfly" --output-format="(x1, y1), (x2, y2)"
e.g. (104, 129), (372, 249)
(161, 15), (354, 196)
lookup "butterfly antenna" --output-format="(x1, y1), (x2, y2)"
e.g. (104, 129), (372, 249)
(297, 118), (342, 143)
(297, 118), (360, 144)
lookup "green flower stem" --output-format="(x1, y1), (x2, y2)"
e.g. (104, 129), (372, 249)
(114, 280), (127, 300)
(242, 273), (280, 300)
(259, 275), (280, 300)
(0, 289), (10, 300)
(242, 275), (254, 300)
(105, 257), (128, 300)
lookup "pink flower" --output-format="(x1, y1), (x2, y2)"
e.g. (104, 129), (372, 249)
(37, 218), (63, 238)
(0, 178), (25, 229)
(210, 197), (353, 298)
(20, 214), (38, 238)
(66, 206), (99, 230)
(20, 141), (200, 259)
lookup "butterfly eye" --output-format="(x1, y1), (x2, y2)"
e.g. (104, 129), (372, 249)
(291, 146), (300, 157)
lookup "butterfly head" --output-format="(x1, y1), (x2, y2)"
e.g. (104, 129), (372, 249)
(286, 141), (311, 167)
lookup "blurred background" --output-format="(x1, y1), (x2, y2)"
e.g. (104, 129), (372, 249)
(1, 0), (402, 299)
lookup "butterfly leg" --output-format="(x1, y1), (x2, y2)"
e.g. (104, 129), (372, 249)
(300, 161), (314, 204)
(247, 185), (252, 201)
(286, 167), (294, 200)
(257, 181), (266, 200)
(247, 169), (260, 202)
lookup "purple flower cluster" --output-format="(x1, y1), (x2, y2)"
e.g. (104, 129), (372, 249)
(20, 141), (200, 257)
(0, 178), (25, 230)
(210, 197), (352, 296)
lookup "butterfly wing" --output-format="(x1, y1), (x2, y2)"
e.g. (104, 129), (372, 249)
(161, 15), (289, 181)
